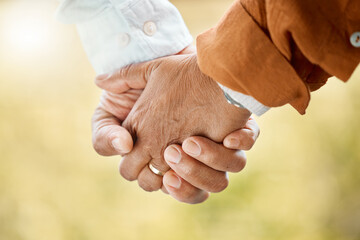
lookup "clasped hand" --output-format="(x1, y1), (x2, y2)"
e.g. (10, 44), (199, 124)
(92, 53), (260, 204)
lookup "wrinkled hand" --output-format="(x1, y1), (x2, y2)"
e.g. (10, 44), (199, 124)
(106, 53), (251, 195)
(92, 46), (196, 155)
(162, 117), (259, 204)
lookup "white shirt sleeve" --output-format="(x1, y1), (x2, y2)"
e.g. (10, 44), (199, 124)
(218, 84), (270, 116)
(55, 0), (193, 75)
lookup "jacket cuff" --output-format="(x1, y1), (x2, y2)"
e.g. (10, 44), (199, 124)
(196, 0), (310, 114)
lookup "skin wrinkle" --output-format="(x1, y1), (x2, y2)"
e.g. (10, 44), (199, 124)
(101, 98), (131, 120)
(121, 54), (251, 179)
(140, 56), (217, 155)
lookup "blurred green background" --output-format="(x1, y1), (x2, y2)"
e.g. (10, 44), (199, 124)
(0, 0), (359, 240)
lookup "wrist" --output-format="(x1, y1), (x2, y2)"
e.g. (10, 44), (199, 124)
(177, 45), (196, 55)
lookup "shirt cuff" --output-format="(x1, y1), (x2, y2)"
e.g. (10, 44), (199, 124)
(56, 0), (193, 75)
(218, 83), (270, 116)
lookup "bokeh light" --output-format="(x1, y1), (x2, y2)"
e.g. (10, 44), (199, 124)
(3, 14), (48, 53)
(0, 1), (52, 58)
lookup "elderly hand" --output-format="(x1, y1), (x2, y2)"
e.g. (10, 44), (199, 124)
(100, 54), (252, 195)
(92, 46), (196, 156)
(93, 91), (259, 204)
(161, 117), (259, 204)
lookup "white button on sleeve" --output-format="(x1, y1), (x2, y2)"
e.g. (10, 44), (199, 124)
(350, 32), (360, 48)
(143, 21), (157, 36)
(118, 33), (130, 47)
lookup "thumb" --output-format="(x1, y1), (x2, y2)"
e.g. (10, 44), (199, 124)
(92, 107), (134, 156)
(223, 117), (260, 150)
(95, 61), (155, 94)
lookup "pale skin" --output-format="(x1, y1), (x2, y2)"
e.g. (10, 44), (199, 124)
(92, 49), (260, 204)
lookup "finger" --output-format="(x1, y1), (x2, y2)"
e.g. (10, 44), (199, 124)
(164, 145), (229, 193)
(161, 185), (169, 194)
(119, 142), (151, 181)
(95, 62), (155, 94)
(137, 163), (163, 192)
(99, 89), (142, 120)
(223, 117), (260, 150)
(118, 138), (171, 182)
(182, 137), (247, 173)
(92, 107), (133, 156)
(163, 170), (209, 204)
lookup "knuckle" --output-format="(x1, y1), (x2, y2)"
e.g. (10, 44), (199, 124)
(150, 160), (168, 173)
(119, 165), (137, 182)
(247, 130), (256, 141)
(190, 197), (208, 204)
(92, 131), (115, 157)
(242, 135), (256, 150)
(92, 124), (114, 157)
(138, 180), (159, 192)
(176, 194), (194, 204)
(92, 139), (107, 156)
(231, 156), (247, 173)
(178, 191), (206, 205)
(202, 153), (216, 167)
(94, 77), (102, 88)
(182, 165), (195, 178)
(117, 67), (129, 78)
(247, 130), (256, 139)
(211, 177), (229, 193)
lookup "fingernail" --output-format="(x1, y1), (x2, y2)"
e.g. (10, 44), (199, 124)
(96, 73), (109, 81)
(164, 146), (181, 164)
(166, 173), (181, 189)
(112, 138), (124, 152)
(225, 138), (239, 148)
(183, 140), (201, 156)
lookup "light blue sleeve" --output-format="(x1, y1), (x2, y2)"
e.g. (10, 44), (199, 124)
(56, 0), (193, 74)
